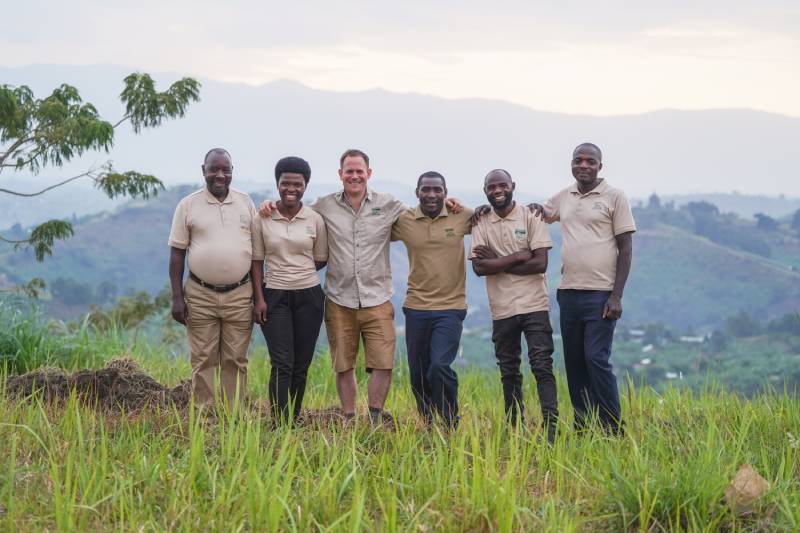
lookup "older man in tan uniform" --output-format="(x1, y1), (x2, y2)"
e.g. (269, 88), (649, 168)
(168, 148), (261, 407)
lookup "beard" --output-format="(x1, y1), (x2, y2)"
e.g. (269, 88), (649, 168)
(487, 190), (514, 210)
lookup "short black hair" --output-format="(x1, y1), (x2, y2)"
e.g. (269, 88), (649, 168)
(274, 156), (311, 183)
(416, 171), (446, 189)
(573, 142), (603, 161)
(339, 148), (370, 168)
(484, 168), (512, 184)
(204, 147), (232, 165)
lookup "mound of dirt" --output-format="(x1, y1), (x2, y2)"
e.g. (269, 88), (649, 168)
(5, 357), (191, 411)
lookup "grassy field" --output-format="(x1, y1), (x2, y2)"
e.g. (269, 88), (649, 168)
(2, 336), (800, 532)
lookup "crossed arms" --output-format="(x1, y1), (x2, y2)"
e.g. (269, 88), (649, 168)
(470, 245), (549, 277)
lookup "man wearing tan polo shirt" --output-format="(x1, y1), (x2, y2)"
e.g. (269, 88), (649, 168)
(533, 142), (635, 435)
(168, 148), (260, 407)
(391, 171), (472, 428)
(470, 169), (558, 441)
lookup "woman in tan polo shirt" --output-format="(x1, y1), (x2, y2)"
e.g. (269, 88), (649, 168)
(251, 157), (328, 424)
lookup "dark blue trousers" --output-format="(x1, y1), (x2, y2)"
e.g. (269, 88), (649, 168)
(403, 308), (466, 426)
(557, 289), (622, 432)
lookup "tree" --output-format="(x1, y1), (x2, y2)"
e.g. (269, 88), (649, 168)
(792, 208), (800, 232)
(0, 73), (200, 261)
(754, 212), (778, 232)
(647, 193), (661, 210)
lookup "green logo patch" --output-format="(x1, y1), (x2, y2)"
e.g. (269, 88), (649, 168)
(514, 228), (527, 240)
(445, 228), (455, 237)
(371, 207), (381, 216)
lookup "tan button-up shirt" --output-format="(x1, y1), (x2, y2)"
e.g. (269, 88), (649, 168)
(545, 179), (636, 290)
(252, 205), (328, 290)
(312, 189), (406, 309)
(168, 187), (258, 285)
(391, 206), (473, 310)
(471, 203), (553, 320)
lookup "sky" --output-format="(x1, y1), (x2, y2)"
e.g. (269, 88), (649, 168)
(2, 0), (799, 117)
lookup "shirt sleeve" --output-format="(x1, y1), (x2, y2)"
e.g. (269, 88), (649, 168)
(612, 191), (637, 235)
(387, 194), (408, 223)
(469, 219), (487, 258)
(461, 208), (474, 236)
(528, 212), (553, 251)
(543, 190), (561, 223)
(313, 214), (329, 262)
(250, 201), (266, 261)
(167, 199), (190, 249)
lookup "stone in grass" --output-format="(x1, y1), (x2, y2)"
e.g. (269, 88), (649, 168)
(724, 464), (770, 513)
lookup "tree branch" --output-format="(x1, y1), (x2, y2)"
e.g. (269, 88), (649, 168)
(0, 168), (98, 197)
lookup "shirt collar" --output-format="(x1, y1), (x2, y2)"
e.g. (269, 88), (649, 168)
(569, 178), (608, 196)
(270, 204), (309, 221)
(204, 187), (233, 204)
(413, 204), (449, 220)
(335, 188), (375, 206)
(488, 202), (520, 223)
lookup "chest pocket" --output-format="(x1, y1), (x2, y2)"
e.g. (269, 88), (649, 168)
(513, 227), (529, 250)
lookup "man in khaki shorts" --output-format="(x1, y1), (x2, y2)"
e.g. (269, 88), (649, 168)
(168, 148), (261, 407)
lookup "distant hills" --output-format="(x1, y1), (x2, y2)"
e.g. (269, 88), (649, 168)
(1, 186), (798, 332)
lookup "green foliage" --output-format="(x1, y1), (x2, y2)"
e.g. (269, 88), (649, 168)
(0, 348), (798, 530)
(25, 219), (74, 261)
(95, 170), (164, 199)
(0, 302), (119, 373)
(120, 73), (201, 133)
(0, 74), (200, 263)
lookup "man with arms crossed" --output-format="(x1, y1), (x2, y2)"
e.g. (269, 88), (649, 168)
(470, 169), (558, 442)
(169, 148), (260, 407)
(533, 143), (635, 434)
(391, 171), (472, 428)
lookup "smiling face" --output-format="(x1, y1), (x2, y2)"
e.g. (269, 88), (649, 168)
(416, 176), (447, 218)
(277, 172), (307, 209)
(202, 151), (233, 200)
(483, 170), (515, 210)
(571, 145), (603, 188)
(338, 155), (372, 197)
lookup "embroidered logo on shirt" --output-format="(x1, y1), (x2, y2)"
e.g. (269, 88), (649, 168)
(593, 201), (608, 212)
(371, 207), (381, 216)
(445, 228), (455, 237)
(514, 228), (527, 240)
(306, 225), (315, 235)
(240, 214), (247, 224)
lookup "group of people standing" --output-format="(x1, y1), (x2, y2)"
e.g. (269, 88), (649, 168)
(167, 144), (635, 438)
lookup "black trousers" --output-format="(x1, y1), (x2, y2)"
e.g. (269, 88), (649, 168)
(491, 311), (559, 428)
(557, 289), (622, 433)
(259, 285), (325, 422)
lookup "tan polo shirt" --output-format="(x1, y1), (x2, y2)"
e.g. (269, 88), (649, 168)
(545, 179), (636, 290)
(470, 203), (552, 320)
(168, 187), (259, 285)
(311, 189), (406, 309)
(252, 205), (328, 290)
(391, 206), (473, 311)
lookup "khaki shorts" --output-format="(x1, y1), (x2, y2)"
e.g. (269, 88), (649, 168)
(325, 298), (396, 373)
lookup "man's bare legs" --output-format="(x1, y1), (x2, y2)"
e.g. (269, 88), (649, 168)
(336, 369), (357, 415)
(335, 368), (393, 417)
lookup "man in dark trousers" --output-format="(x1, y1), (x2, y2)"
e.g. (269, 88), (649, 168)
(471, 169), (559, 442)
(391, 171), (473, 428)
(533, 143), (635, 434)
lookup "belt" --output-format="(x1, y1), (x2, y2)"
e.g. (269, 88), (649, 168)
(189, 272), (250, 293)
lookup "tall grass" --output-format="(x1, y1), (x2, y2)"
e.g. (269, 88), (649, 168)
(2, 346), (799, 531)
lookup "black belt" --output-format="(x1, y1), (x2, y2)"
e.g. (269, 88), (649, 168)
(189, 272), (250, 293)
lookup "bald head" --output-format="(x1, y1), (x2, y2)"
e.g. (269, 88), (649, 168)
(484, 168), (513, 185)
(573, 142), (602, 161)
(204, 147), (232, 165)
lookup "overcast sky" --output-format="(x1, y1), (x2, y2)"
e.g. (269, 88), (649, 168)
(3, 1), (799, 117)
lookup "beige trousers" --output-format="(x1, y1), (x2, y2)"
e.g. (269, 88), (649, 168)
(184, 279), (253, 407)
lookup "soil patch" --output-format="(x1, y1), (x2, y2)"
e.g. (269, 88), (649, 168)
(5, 357), (191, 411)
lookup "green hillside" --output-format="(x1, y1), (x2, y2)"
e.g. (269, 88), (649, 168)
(1, 188), (799, 330)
